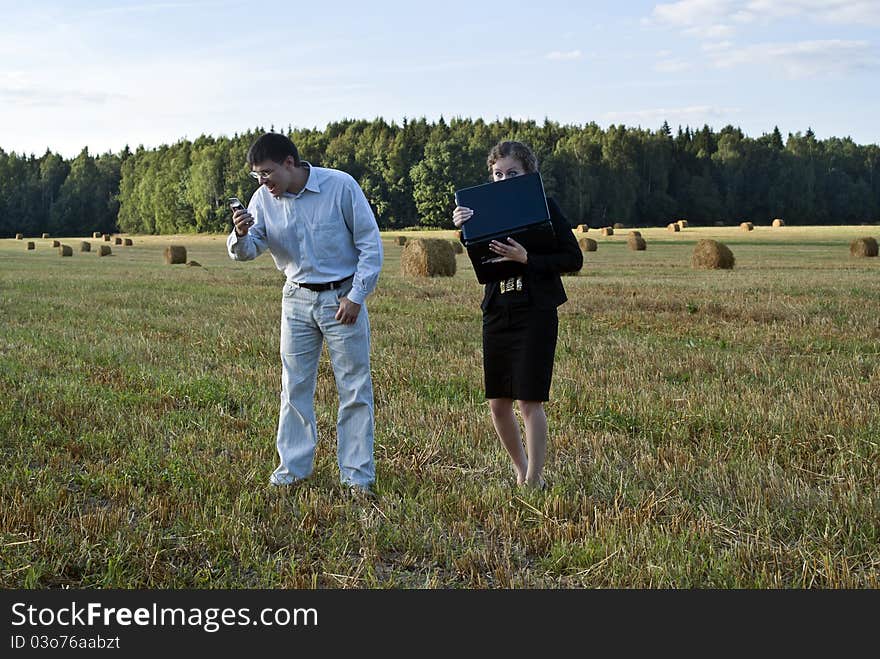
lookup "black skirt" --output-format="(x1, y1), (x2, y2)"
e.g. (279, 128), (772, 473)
(482, 302), (558, 401)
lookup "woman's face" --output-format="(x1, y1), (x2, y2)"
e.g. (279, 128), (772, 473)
(491, 156), (524, 182)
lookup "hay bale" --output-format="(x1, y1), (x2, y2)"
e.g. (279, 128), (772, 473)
(667, 223), (680, 232)
(772, 218), (784, 227)
(692, 239), (735, 270)
(98, 245), (112, 256)
(629, 230), (641, 238)
(578, 224), (589, 233)
(123, 238), (133, 246)
(41, 233), (50, 239)
(600, 227), (614, 236)
(849, 237), (878, 258)
(739, 222), (753, 231)
(103, 233), (111, 241)
(578, 237), (598, 252)
(92, 231), (102, 238)
(186, 260), (202, 267)
(400, 238), (455, 277)
(678, 219), (689, 228)
(80, 241), (91, 252)
(59, 244), (72, 257)
(613, 222), (624, 229)
(15, 233), (23, 240)
(164, 245), (187, 264)
(449, 240), (463, 254)
(627, 235), (647, 251)
(395, 235), (407, 246)
(51, 239), (61, 247)
(26, 241), (35, 250)
(114, 237), (122, 245)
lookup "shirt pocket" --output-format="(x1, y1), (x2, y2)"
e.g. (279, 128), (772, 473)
(311, 219), (347, 262)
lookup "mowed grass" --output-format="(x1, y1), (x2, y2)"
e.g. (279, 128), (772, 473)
(1, 225), (878, 588)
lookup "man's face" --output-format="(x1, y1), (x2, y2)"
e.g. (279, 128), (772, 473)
(251, 156), (295, 198)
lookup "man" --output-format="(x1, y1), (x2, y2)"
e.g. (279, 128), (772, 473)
(227, 132), (383, 496)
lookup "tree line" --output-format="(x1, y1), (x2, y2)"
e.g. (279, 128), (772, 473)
(2, 117), (878, 238)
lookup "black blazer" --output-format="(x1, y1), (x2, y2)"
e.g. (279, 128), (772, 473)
(480, 196), (583, 311)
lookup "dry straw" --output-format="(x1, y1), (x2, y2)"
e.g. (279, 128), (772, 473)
(80, 241), (91, 252)
(164, 245), (187, 264)
(667, 223), (680, 232)
(98, 245), (111, 256)
(849, 237), (878, 258)
(449, 240), (464, 254)
(59, 245), (72, 257)
(772, 218), (785, 227)
(578, 237), (598, 252)
(26, 242), (35, 250)
(187, 261), (202, 267)
(601, 227), (614, 236)
(740, 222), (754, 231)
(692, 239), (735, 270)
(629, 230), (641, 237)
(627, 234), (647, 251)
(400, 238), (456, 277)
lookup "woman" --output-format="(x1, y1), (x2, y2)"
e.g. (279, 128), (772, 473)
(453, 140), (582, 489)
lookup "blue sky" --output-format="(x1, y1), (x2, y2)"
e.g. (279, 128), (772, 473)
(1, 0), (878, 158)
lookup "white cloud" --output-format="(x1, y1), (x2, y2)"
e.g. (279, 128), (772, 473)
(0, 87), (126, 107)
(654, 58), (691, 73)
(603, 105), (739, 125)
(651, 0), (880, 34)
(710, 39), (878, 77)
(544, 49), (583, 61)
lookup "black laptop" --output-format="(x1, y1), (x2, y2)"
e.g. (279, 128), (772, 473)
(455, 172), (556, 283)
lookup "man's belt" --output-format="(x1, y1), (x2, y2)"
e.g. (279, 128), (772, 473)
(296, 275), (354, 292)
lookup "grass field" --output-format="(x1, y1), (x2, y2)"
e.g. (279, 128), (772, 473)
(1, 224), (878, 588)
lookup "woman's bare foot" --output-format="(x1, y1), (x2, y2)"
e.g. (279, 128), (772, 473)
(522, 476), (547, 491)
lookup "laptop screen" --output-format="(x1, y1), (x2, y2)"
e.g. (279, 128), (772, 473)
(455, 172), (550, 244)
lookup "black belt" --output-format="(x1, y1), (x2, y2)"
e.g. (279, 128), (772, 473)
(297, 275), (353, 292)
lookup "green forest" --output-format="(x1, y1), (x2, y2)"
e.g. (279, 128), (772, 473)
(1, 117), (878, 238)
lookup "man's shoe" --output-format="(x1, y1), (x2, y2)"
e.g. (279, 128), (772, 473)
(346, 484), (375, 500)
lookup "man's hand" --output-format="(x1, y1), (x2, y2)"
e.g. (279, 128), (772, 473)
(335, 297), (361, 325)
(233, 208), (254, 236)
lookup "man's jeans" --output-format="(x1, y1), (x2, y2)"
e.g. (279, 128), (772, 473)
(270, 281), (375, 487)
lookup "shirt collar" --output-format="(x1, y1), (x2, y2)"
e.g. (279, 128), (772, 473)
(282, 161), (320, 198)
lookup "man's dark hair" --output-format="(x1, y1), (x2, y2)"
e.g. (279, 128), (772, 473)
(246, 132), (301, 166)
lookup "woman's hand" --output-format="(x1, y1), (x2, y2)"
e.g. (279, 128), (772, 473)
(488, 237), (528, 264)
(452, 206), (473, 228)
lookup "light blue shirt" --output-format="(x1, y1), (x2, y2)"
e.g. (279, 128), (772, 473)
(227, 162), (383, 305)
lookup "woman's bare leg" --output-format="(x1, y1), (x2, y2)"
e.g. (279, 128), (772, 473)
(488, 398), (528, 484)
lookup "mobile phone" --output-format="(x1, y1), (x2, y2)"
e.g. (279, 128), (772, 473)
(229, 197), (245, 212)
